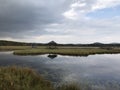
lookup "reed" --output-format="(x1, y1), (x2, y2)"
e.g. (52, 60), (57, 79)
(14, 48), (120, 56)
(0, 66), (54, 90)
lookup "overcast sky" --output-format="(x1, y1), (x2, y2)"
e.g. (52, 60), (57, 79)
(0, 0), (120, 44)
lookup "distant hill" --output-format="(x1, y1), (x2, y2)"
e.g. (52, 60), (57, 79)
(0, 40), (30, 46)
(92, 42), (104, 45)
(0, 40), (120, 47)
(47, 41), (57, 45)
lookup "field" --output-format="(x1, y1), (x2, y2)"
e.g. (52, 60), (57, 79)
(0, 46), (120, 56)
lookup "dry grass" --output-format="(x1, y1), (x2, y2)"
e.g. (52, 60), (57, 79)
(0, 66), (54, 90)
(0, 66), (82, 90)
(13, 48), (120, 56)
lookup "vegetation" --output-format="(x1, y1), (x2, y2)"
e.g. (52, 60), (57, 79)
(0, 45), (120, 56)
(0, 46), (31, 51)
(3, 66), (118, 90)
(0, 66), (54, 90)
(13, 48), (120, 56)
(0, 66), (83, 90)
(1, 40), (120, 90)
(57, 83), (88, 90)
(57, 84), (81, 90)
(1, 40), (120, 56)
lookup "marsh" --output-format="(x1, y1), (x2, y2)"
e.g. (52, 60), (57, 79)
(1, 52), (120, 89)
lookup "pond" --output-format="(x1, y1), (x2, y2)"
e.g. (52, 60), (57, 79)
(0, 52), (120, 89)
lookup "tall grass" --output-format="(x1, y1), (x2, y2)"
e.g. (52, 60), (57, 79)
(57, 84), (81, 90)
(14, 48), (120, 56)
(1, 66), (120, 90)
(0, 66), (82, 90)
(58, 84), (93, 90)
(0, 66), (54, 90)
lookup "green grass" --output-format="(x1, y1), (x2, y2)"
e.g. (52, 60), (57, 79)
(0, 66), (54, 90)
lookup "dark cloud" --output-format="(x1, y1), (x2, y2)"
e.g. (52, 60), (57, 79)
(0, 0), (72, 38)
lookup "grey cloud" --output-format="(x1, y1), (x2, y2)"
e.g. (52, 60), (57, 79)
(0, 0), (72, 38)
(0, 0), (120, 43)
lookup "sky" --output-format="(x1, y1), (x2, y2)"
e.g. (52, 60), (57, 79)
(0, 0), (120, 44)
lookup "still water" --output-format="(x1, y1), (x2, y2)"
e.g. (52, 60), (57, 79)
(0, 52), (120, 89)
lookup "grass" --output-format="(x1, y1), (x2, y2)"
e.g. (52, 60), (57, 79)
(0, 66), (54, 90)
(57, 83), (82, 90)
(0, 46), (31, 51)
(14, 47), (120, 56)
(0, 66), (82, 90)
(57, 83), (91, 90)
(0, 46), (46, 51)
(1, 46), (120, 56)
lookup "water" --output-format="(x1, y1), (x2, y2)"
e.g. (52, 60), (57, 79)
(0, 52), (120, 89)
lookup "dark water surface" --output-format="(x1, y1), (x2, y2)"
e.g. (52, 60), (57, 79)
(0, 52), (120, 89)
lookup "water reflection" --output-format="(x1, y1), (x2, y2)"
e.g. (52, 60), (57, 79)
(48, 54), (57, 59)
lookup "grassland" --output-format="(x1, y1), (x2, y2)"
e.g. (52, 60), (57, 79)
(0, 46), (31, 51)
(0, 46), (120, 56)
(0, 46), (46, 51)
(13, 47), (120, 56)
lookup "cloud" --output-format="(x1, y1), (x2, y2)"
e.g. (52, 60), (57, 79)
(0, 0), (120, 43)
(63, 0), (120, 20)
(0, 0), (70, 37)
(63, 2), (87, 20)
(92, 0), (120, 11)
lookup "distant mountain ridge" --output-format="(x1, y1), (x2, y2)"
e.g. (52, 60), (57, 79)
(0, 40), (120, 47)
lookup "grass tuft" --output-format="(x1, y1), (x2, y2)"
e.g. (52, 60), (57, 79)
(0, 66), (54, 90)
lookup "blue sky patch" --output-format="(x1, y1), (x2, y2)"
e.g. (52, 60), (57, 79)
(87, 6), (120, 19)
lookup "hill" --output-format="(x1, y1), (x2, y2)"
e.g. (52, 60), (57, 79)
(1, 40), (120, 47)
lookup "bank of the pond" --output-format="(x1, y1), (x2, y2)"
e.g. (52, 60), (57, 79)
(0, 66), (54, 90)
(14, 48), (120, 56)
(0, 66), (81, 90)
